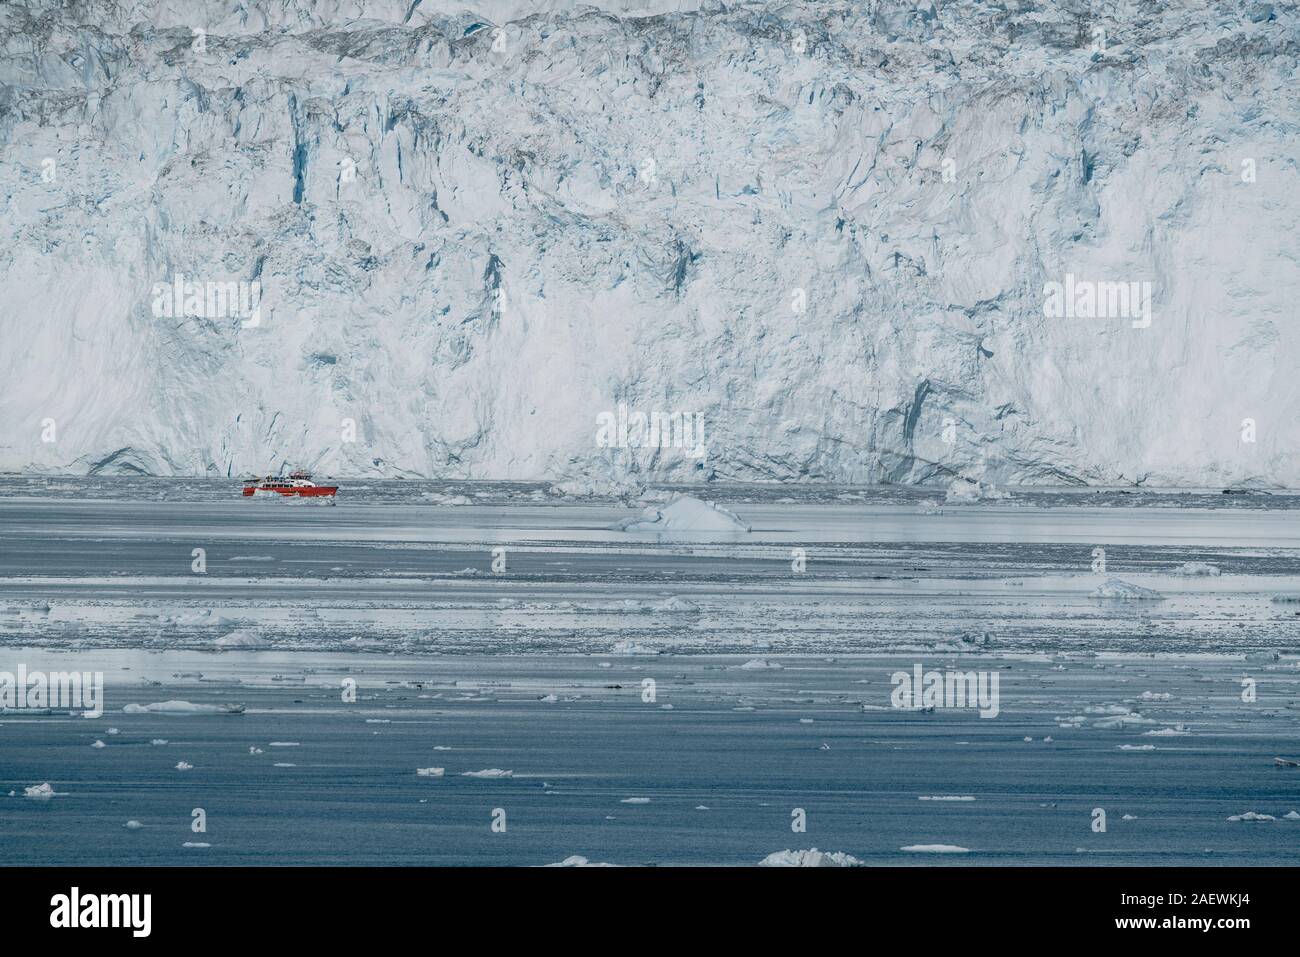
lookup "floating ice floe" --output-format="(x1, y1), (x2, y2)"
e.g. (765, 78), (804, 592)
(1091, 578), (1165, 600)
(738, 658), (783, 670)
(1146, 725), (1190, 736)
(124, 820), (143, 830)
(91, 740), (105, 748)
(23, 783), (61, 800)
(620, 797), (651, 804)
(213, 629), (271, 649)
(182, 842), (210, 848)
(1227, 812), (1276, 822)
(175, 761), (193, 771)
(613, 495), (750, 536)
(124, 700), (244, 714)
(1284, 811), (1300, 820)
(548, 478), (644, 500)
(1093, 713), (1154, 729)
(944, 478), (1009, 504)
(416, 768), (445, 777)
(759, 849), (863, 867)
(1117, 744), (1156, 751)
(462, 769), (513, 778)
(919, 796), (976, 801)
(544, 855), (618, 867)
(1171, 562), (1220, 577)
(900, 844), (971, 853)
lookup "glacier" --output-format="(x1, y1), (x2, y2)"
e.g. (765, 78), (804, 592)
(0, 0), (1296, 486)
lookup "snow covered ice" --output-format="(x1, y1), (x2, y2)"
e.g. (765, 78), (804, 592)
(1, 0), (1297, 488)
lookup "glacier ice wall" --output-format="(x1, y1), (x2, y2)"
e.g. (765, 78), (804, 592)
(0, 0), (1296, 485)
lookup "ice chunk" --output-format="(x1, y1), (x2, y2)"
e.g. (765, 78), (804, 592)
(900, 844), (971, 853)
(1091, 578), (1164, 600)
(124, 700), (244, 714)
(613, 495), (750, 535)
(759, 849), (863, 867)
(918, 796), (976, 801)
(213, 629), (271, 649)
(545, 855), (618, 867)
(944, 478), (1008, 503)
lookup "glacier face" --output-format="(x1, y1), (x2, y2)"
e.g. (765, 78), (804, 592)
(0, 0), (1296, 486)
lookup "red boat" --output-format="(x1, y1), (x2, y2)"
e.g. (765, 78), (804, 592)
(242, 470), (338, 497)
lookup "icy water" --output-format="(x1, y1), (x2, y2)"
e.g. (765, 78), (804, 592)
(1, 480), (1298, 865)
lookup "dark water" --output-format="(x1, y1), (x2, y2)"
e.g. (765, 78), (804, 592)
(3, 651), (1299, 866)
(1, 481), (1298, 865)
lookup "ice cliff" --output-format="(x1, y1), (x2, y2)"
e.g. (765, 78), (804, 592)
(1, 1), (1296, 486)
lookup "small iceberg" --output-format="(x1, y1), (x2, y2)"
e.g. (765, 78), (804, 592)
(124, 700), (245, 715)
(545, 855), (618, 867)
(1091, 578), (1164, 600)
(944, 478), (1008, 504)
(213, 630), (271, 649)
(613, 495), (750, 536)
(759, 849), (863, 867)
